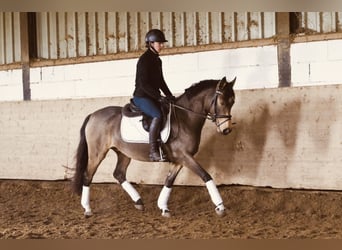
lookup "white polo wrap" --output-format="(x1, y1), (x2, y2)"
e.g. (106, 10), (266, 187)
(157, 186), (172, 210)
(205, 180), (223, 206)
(81, 185), (91, 212)
(121, 181), (141, 202)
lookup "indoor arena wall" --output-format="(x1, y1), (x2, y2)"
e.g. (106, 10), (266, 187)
(1, 84), (341, 190)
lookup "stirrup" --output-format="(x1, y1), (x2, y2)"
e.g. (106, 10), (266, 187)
(149, 153), (167, 162)
(158, 146), (167, 162)
(149, 155), (166, 162)
(149, 147), (167, 162)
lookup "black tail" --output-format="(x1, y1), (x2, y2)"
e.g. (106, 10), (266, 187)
(72, 114), (91, 195)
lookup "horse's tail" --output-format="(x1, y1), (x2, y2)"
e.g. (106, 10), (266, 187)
(72, 114), (91, 196)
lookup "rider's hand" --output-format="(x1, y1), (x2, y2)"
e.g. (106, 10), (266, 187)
(166, 95), (176, 104)
(158, 96), (168, 103)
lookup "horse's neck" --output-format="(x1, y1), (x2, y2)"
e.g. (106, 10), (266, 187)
(185, 89), (215, 113)
(176, 88), (215, 123)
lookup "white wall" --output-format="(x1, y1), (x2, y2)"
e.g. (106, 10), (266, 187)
(0, 45), (279, 101)
(2, 40), (342, 102)
(0, 69), (23, 100)
(291, 39), (342, 86)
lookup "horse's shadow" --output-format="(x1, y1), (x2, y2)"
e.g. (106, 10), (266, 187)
(196, 98), (302, 186)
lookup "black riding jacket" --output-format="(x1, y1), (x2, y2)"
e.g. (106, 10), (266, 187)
(133, 48), (173, 101)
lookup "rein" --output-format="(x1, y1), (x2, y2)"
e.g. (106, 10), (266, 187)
(172, 103), (211, 120)
(171, 89), (232, 123)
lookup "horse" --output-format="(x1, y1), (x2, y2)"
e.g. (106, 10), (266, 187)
(72, 76), (236, 218)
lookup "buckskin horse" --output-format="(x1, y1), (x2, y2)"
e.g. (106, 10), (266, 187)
(72, 76), (236, 217)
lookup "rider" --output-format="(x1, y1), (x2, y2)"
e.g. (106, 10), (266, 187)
(132, 29), (176, 162)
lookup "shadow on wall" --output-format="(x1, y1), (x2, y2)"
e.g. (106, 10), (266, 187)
(302, 92), (336, 153)
(273, 99), (302, 152)
(197, 101), (271, 182)
(196, 97), (303, 185)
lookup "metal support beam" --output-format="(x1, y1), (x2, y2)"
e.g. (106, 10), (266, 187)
(20, 12), (31, 100)
(276, 12), (291, 88)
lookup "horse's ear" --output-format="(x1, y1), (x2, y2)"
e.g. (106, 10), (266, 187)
(217, 76), (228, 91)
(230, 76), (236, 87)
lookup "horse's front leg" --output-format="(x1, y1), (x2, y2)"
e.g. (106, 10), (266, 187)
(183, 154), (226, 217)
(157, 164), (183, 217)
(205, 179), (225, 216)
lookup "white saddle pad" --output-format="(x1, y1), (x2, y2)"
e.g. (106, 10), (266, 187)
(120, 109), (171, 143)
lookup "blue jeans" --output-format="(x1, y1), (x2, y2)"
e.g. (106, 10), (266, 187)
(133, 96), (161, 119)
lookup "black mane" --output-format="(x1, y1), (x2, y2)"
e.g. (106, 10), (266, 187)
(184, 79), (218, 99)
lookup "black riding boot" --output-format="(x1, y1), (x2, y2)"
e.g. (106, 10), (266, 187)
(149, 117), (165, 162)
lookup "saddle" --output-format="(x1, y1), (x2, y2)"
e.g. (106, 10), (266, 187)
(122, 98), (169, 132)
(120, 99), (171, 143)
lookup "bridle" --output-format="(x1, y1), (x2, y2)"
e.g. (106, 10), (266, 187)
(209, 89), (233, 130)
(172, 83), (233, 131)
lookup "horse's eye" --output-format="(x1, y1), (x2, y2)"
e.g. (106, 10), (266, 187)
(228, 97), (235, 104)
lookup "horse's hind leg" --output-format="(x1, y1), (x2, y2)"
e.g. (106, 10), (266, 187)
(81, 147), (109, 217)
(113, 150), (144, 211)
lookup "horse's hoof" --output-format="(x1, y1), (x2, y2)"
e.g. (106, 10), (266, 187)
(84, 211), (93, 217)
(161, 209), (171, 218)
(134, 199), (145, 211)
(134, 204), (145, 211)
(215, 204), (226, 217)
(215, 209), (226, 217)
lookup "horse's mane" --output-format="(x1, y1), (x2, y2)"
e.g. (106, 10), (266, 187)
(183, 79), (217, 99)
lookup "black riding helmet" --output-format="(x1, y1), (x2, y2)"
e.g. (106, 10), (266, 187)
(145, 29), (168, 44)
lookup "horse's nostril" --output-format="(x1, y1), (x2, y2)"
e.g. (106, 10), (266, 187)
(223, 128), (232, 135)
